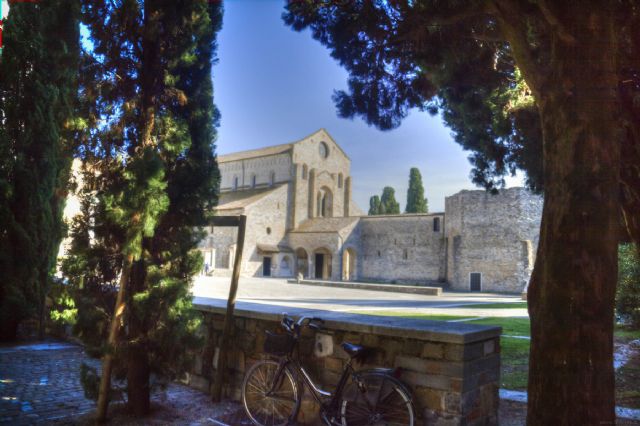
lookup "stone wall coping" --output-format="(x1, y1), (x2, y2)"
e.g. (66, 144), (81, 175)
(358, 212), (444, 219)
(193, 297), (501, 344)
(287, 279), (442, 296)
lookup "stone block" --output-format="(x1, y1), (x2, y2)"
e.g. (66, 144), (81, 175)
(324, 357), (343, 373)
(422, 342), (445, 360)
(483, 339), (495, 356)
(401, 371), (451, 391)
(402, 339), (422, 356)
(414, 386), (445, 411)
(245, 319), (257, 333)
(445, 342), (484, 362)
(343, 332), (362, 344)
(362, 333), (379, 347)
(394, 355), (426, 373)
(424, 408), (462, 426)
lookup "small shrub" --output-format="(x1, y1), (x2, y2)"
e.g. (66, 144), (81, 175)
(616, 244), (640, 328)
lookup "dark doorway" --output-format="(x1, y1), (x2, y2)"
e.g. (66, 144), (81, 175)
(315, 253), (324, 279)
(262, 257), (272, 277)
(470, 272), (481, 292)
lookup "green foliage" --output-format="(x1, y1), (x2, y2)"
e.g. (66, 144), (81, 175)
(60, 0), (222, 410)
(282, 2), (547, 192)
(380, 187), (400, 215)
(368, 187), (400, 215)
(368, 195), (381, 215)
(405, 168), (428, 213)
(616, 244), (640, 328)
(0, 0), (80, 340)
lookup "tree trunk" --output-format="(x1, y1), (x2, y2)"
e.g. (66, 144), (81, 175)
(526, 7), (619, 425)
(96, 254), (133, 423)
(127, 345), (150, 416)
(126, 258), (150, 416)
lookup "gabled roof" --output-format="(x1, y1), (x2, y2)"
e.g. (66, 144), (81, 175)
(216, 128), (350, 163)
(215, 185), (282, 211)
(218, 143), (292, 163)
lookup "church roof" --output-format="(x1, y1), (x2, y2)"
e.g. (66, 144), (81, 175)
(217, 143), (292, 163)
(290, 217), (360, 233)
(215, 185), (282, 211)
(216, 128), (350, 163)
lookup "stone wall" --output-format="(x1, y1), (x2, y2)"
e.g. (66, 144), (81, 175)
(358, 214), (446, 284)
(184, 301), (501, 425)
(219, 152), (292, 192)
(445, 188), (542, 293)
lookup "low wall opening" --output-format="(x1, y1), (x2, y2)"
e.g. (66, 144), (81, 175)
(186, 299), (501, 425)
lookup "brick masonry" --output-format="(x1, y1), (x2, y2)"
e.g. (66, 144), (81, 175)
(185, 302), (501, 426)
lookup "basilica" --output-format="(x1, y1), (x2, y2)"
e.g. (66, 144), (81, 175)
(199, 129), (542, 293)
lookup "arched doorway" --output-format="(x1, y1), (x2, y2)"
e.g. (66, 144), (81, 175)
(313, 248), (332, 280)
(342, 248), (357, 281)
(279, 255), (293, 277)
(316, 186), (333, 218)
(295, 248), (309, 278)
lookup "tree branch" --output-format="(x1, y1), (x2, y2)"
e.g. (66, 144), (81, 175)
(536, 0), (577, 46)
(488, 0), (547, 99)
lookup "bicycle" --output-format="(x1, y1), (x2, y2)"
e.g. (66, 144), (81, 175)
(241, 313), (416, 426)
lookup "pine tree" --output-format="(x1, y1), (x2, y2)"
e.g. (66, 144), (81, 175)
(284, 2), (637, 422)
(405, 168), (428, 213)
(380, 187), (400, 215)
(368, 195), (381, 215)
(0, 0), (79, 340)
(62, 0), (222, 419)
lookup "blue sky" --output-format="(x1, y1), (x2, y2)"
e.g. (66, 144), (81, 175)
(212, 0), (524, 212)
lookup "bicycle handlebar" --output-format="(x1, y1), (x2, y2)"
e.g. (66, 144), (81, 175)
(280, 313), (324, 335)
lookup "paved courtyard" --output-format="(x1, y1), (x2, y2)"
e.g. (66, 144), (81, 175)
(0, 341), (96, 424)
(192, 276), (528, 318)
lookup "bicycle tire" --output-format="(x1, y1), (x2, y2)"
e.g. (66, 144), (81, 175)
(242, 359), (301, 426)
(340, 370), (415, 426)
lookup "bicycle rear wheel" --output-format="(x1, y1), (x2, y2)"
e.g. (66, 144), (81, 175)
(340, 371), (415, 426)
(242, 359), (301, 426)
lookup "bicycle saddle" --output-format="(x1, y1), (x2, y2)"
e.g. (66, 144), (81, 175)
(341, 342), (367, 358)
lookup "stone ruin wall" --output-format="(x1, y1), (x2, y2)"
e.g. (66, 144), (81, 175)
(357, 214), (446, 285)
(445, 188), (543, 293)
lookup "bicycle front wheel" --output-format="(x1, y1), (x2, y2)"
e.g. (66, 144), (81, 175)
(242, 359), (301, 426)
(340, 371), (415, 426)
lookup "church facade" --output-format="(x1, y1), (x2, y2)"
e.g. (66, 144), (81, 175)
(199, 129), (542, 293)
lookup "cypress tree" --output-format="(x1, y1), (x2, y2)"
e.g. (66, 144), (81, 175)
(368, 195), (381, 215)
(405, 168), (428, 213)
(62, 0), (222, 419)
(0, 0), (80, 340)
(380, 187), (400, 214)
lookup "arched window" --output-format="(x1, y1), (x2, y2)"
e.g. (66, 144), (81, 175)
(233, 176), (239, 191)
(302, 164), (308, 180)
(251, 174), (257, 188)
(270, 171), (275, 186)
(338, 173), (343, 188)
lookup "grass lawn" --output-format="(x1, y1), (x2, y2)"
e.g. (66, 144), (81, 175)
(353, 310), (640, 407)
(459, 302), (528, 309)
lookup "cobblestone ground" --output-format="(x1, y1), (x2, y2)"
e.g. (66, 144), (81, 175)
(0, 340), (247, 425)
(0, 340), (96, 425)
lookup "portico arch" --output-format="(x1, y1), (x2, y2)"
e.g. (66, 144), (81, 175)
(342, 247), (357, 281)
(295, 248), (309, 278)
(313, 247), (332, 280)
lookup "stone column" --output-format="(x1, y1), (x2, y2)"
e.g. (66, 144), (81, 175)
(308, 169), (316, 219)
(344, 176), (351, 217)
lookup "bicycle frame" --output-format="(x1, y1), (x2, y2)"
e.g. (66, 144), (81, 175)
(267, 354), (355, 418)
